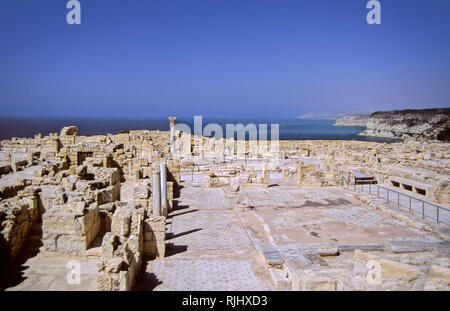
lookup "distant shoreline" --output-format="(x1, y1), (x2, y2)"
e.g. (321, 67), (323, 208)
(333, 108), (450, 142)
(0, 117), (399, 143)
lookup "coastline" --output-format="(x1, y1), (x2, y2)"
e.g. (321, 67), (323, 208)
(0, 117), (397, 143)
(334, 109), (450, 142)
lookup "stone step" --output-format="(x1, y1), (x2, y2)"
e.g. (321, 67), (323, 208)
(258, 246), (284, 268)
(301, 244), (339, 256)
(267, 268), (291, 291)
(283, 260), (340, 291)
(387, 241), (450, 253)
(338, 244), (386, 252)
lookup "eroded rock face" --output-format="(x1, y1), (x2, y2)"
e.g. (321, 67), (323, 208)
(359, 108), (450, 141)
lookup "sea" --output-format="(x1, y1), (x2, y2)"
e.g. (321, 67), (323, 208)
(0, 117), (399, 143)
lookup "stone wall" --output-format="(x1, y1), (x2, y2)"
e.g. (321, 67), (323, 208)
(143, 216), (166, 259)
(0, 189), (39, 259)
(97, 202), (145, 291)
(41, 202), (100, 256)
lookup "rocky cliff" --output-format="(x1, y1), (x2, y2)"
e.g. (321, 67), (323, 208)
(359, 108), (450, 142)
(334, 115), (370, 127)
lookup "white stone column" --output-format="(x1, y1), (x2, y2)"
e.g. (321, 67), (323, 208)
(152, 164), (161, 217)
(169, 117), (176, 155)
(160, 161), (168, 217)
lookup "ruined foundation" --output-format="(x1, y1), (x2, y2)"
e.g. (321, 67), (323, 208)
(1, 118), (449, 291)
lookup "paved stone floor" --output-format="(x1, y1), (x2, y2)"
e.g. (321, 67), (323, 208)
(134, 186), (275, 291)
(3, 179), (443, 291)
(0, 165), (42, 188)
(5, 255), (99, 291)
(135, 182), (440, 291)
(238, 186), (440, 253)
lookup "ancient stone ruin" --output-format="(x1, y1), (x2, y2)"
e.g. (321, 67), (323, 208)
(0, 118), (449, 291)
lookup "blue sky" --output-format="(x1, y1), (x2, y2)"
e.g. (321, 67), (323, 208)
(0, 0), (449, 118)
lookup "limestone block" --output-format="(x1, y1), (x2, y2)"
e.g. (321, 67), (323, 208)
(11, 162), (20, 172)
(34, 167), (46, 177)
(142, 167), (152, 179)
(133, 182), (149, 199)
(105, 257), (123, 273)
(284, 260), (338, 291)
(109, 169), (121, 186)
(0, 199), (38, 259)
(302, 243), (339, 256)
(204, 175), (212, 188)
(126, 235), (142, 259)
(130, 208), (144, 237)
(268, 268), (291, 290)
(229, 181), (240, 192)
(42, 208), (82, 235)
(96, 185), (119, 205)
(101, 233), (121, 260)
(386, 241), (445, 253)
(258, 247), (284, 268)
(353, 250), (426, 290)
(79, 203), (100, 247)
(383, 257), (423, 277)
(119, 270), (129, 291)
(143, 217), (166, 259)
(97, 272), (120, 291)
(55, 234), (86, 255)
(42, 235), (57, 252)
(66, 192), (85, 204)
(76, 181), (89, 192)
(111, 206), (133, 237)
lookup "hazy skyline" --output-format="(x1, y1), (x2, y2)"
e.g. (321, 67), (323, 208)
(1, 0), (449, 118)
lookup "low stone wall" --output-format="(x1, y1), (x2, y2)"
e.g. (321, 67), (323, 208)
(144, 216), (166, 259)
(296, 163), (341, 188)
(95, 183), (120, 205)
(41, 202), (101, 256)
(97, 203), (145, 291)
(268, 241), (450, 291)
(0, 191), (39, 259)
(0, 184), (27, 200)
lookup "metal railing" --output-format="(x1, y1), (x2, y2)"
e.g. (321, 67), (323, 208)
(341, 173), (450, 226)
